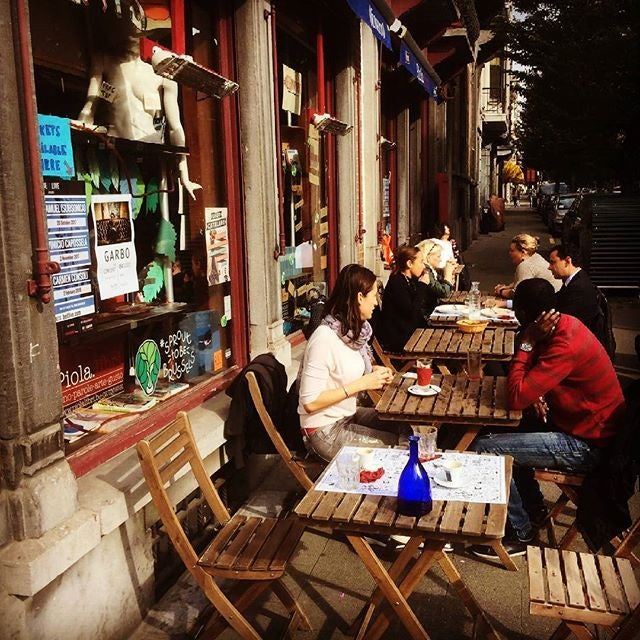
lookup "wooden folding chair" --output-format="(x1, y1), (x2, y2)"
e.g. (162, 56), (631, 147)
(527, 514), (640, 639)
(534, 468), (585, 549)
(245, 371), (324, 492)
(136, 411), (310, 640)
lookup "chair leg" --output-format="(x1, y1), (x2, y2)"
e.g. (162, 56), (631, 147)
(548, 623), (572, 640)
(563, 621), (595, 640)
(272, 578), (312, 632)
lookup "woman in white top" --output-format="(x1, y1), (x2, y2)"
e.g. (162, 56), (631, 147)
(492, 233), (561, 306)
(298, 264), (406, 461)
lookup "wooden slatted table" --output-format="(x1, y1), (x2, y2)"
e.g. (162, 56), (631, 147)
(405, 326), (516, 360)
(294, 454), (514, 639)
(376, 373), (522, 452)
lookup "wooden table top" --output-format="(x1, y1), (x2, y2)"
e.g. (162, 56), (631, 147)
(294, 454), (513, 543)
(375, 373), (522, 426)
(405, 326), (516, 360)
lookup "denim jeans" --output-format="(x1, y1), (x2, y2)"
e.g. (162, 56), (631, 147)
(472, 430), (601, 540)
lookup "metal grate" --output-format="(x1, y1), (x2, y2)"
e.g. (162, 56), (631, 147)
(589, 197), (640, 290)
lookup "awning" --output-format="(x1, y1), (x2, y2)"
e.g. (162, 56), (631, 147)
(347, 0), (393, 50)
(399, 42), (438, 100)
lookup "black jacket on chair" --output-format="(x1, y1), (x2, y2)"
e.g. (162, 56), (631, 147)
(224, 354), (303, 466)
(376, 272), (432, 353)
(555, 269), (606, 348)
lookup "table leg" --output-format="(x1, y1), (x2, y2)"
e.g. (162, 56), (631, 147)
(349, 537), (424, 638)
(436, 551), (502, 640)
(454, 425), (481, 452)
(347, 534), (431, 640)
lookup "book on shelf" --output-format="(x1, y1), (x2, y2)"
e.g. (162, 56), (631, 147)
(93, 391), (158, 413)
(150, 380), (190, 400)
(63, 407), (132, 442)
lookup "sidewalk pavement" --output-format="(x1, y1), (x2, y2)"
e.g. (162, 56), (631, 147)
(132, 206), (639, 640)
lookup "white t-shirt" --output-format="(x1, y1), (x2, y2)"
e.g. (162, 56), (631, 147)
(298, 325), (364, 430)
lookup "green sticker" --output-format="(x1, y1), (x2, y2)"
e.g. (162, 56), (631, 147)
(220, 315), (228, 327)
(135, 339), (161, 395)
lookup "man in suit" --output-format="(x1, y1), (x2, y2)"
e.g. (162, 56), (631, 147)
(548, 244), (607, 349)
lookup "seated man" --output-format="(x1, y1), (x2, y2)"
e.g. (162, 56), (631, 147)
(470, 278), (625, 558)
(548, 243), (608, 350)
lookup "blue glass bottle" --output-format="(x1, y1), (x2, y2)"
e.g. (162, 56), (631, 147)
(397, 435), (433, 517)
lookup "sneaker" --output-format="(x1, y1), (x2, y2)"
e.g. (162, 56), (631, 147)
(469, 539), (528, 560)
(442, 542), (454, 553)
(527, 504), (549, 528)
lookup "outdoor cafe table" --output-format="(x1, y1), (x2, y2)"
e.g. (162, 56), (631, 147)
(404, 326), (517, 361)
(376, 373), (522, 452)
(293, 450), (515, 639)
(433, 291), (520, 329)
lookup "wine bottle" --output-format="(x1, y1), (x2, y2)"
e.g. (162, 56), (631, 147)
(397, 435), (433, 517)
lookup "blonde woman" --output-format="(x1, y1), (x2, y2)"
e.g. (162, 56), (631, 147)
(415, 239), (456, 309)
(492, 234), (561, 305)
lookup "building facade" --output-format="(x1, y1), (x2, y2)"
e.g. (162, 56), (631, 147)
(0, 1), (504, 637)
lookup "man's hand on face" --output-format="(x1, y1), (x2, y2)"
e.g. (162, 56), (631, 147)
(522, 309), (560, 345)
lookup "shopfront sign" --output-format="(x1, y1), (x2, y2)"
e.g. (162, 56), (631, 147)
(347, 0), (392, 50)
(400, 42), (438, 100)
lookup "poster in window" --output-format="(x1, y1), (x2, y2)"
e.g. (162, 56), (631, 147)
(91, 194), (139, 300)
(282, 64), (302, 115)
(45, 182), (95, 323)
(204, 207), (230, 285)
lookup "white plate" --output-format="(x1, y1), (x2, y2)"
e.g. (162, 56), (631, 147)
(434, 304), (468, 316)
(481, 307), (515, 319)
(431, 471), (468, 489)
(407, 384), (441, 397)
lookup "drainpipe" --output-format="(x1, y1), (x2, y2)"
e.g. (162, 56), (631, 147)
(267, 3), (286, 259)
(317, 25), (325, 115)
(15, 0), (60, 303)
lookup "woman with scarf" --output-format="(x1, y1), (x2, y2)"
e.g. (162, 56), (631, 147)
(376, 245), (431, 353)
(298, 264), (404, 461)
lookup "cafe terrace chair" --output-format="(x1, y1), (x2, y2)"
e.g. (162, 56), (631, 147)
(136, 411), (310, 640)
(527, 514), (640, 640)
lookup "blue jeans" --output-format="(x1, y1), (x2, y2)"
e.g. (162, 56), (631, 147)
(472, 430), (601, 540)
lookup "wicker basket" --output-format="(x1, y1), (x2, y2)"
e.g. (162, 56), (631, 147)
(456, 319), (489, 334)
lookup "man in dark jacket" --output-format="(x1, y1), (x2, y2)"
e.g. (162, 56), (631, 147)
(548, 244), (607, 348)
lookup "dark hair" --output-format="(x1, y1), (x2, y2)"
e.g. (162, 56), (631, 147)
(429, 222), (449, 239)
(513, 278), (556, 321)
(549, 243), (582, 266)
(324, 264), (377, 338)
(391, 244), (421, 274)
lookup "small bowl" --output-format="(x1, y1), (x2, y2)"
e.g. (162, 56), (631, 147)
(456, 319), (489, 334)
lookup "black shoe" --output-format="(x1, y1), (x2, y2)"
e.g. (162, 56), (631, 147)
(469, 539), (528, 560)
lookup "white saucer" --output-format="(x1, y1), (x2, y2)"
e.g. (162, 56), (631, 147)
(434, 304), (468, 316)
(431, 472), (468, 489)
(481, 308), (515, 319)
(407, 384), (441, 397)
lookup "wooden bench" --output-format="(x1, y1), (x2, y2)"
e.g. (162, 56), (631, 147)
(527, 516), (640, 639)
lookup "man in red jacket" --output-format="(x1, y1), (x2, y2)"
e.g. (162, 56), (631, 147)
(470, 278), (625, 558)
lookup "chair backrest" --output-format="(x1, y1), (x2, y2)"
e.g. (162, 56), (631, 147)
(371, 336), (398, 372)
(246, 371), (315, 491)
(613, 514), (640, 560)
(136, 412), (230, 578)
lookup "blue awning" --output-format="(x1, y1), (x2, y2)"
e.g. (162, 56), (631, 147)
(347, 0), (393, 50)
(400, 42), (438, 100)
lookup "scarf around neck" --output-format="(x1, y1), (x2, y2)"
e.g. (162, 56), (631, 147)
(321, 314), (373, 373)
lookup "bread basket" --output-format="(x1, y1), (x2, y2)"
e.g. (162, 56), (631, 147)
(456, 318), (489, 334)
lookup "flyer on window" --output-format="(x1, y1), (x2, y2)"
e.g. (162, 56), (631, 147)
(91, 194), (138, 300)
(204, 207), (230, 285)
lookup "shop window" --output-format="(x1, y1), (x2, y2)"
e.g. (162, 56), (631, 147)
(29, 0), (245, 469)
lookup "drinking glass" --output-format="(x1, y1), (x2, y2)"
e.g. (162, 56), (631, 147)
(414, 426), (438, 461)
(466, 350), (482, 380)
(416, 359), (433, 387)
(335, 452), (361, 490)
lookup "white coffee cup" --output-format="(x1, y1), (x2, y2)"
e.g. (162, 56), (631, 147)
(357, 447), (377, 472)
(442, 460), (464, 485)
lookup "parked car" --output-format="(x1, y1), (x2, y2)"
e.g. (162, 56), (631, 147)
(562, 193), (640, 290)
(549, 193), (578, 235)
